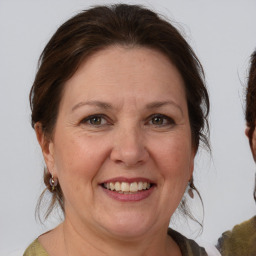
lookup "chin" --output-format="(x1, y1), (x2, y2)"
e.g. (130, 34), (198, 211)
(102, 212), (156, 239)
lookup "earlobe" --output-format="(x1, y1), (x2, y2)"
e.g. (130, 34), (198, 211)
(245, 126), (256, 161)
(35, 122), (55, 172)
(245, 127), (250, 138)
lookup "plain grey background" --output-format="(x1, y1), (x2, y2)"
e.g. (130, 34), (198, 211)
(1, 0), (256, 254)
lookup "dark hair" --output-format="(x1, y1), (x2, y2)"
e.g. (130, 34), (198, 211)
(245, 50), (256, 202)
(246, 50), (256, 146)
(30, 4), (210, 220)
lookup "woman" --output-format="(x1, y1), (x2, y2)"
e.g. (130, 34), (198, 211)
(24, 4), (209, 256)
(216, 51), (256, 255)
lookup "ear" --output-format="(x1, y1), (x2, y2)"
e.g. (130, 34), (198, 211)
(252, 128), (256, 161)
(245, 127), (250, 138)
(35, 122), (55, 174)
(245, 126), (256, 161)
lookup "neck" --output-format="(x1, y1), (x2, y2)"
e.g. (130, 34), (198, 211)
(60, 217), (181, 256)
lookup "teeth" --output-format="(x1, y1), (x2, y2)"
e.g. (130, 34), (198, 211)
(110, 182), (115, 191)
(121, 182), (130, 192)
(130, 182), (138, 192)
(114, 182), (121, 191)
(103, 181), (152, 193)
(142, 182), (147, 190)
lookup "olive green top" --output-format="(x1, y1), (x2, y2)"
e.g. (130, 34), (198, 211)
(23, 239), (48, 256)
(23, 228), (207, 256)
(216, 215), (256, 256)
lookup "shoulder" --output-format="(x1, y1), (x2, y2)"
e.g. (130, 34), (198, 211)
(23, 239), (49, 256)
(216, 215), (256, 256)
(168, 229), (208, 256)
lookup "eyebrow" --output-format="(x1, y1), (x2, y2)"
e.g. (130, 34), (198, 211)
(146, 101), (184, 115)
(71, 100), (112, 112)
(71, 100), (184, 115)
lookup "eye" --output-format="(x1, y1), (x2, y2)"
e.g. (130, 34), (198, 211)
(148, 114), (175, 126)
(81, 114), (109, 126)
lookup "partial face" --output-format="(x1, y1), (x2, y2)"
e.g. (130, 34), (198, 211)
(253, 129), (256, 160)
(43, 46), (195, 239)
(246, 126), (256, 161)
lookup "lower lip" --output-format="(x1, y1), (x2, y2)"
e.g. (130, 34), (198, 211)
(101, 186), (155, 202)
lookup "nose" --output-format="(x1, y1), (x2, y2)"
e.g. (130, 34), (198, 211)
(110, 126), (149, 167)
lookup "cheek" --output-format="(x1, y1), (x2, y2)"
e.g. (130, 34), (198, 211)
(53, 134), (110, 185)
(52, 135), (110, 210)
(154, 136), (193, 180)
(152, 137), (193, 217)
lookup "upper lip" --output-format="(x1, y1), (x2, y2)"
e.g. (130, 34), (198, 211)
(100, 177), (155, 184)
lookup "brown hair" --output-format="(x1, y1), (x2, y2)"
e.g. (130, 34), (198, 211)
(246, 50), (256, 146)
(30, 4), (210, 220)
(245, 50), (256, 202)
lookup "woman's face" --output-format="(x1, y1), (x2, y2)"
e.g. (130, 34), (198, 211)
(43, 46), (195, 239)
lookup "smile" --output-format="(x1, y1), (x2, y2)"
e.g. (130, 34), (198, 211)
(102, 181), (152, 193)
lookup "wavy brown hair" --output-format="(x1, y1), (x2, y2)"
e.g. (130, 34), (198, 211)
(30, 4), (210, 220)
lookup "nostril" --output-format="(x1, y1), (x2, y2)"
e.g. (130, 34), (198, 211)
(110, 147), (149, 167)
(114, 159), (123, 164)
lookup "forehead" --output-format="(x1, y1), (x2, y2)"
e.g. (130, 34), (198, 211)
(60, 46), (187, 110)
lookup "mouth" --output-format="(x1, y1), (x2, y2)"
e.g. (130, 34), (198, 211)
(102, 181), (154, 194)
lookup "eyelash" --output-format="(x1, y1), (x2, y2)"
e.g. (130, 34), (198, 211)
(147, 114), (175, 127)
(80, 114), (110, 126)
(79, 114), (175, 127)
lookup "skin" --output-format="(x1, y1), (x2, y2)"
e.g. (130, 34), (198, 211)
(245, 127), (256, 160)
(36, 46), (195, 256)
(253, 130), (256, 160)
